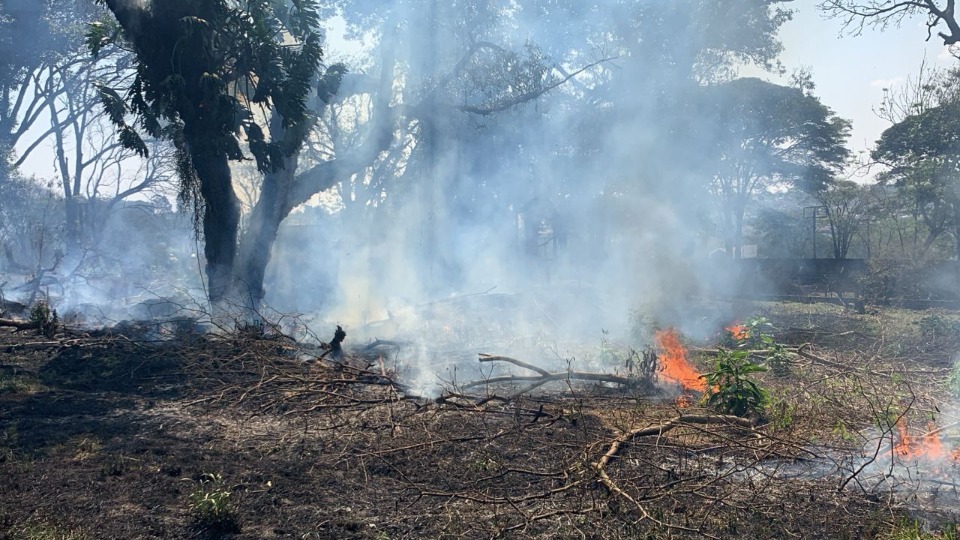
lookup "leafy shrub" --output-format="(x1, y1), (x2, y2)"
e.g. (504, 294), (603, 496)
(702, 349), (769, 418)
(725, 316), (792, 377)
(29, 301), (58, 338)
(765, 342), (792, 378)
(724, 316), (776, 349)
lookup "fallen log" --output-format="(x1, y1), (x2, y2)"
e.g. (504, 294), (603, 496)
(595, 414), (758, 475)
(794, 343), (845, 369)
(361, 338), (410, 352)
(0, 318), (39, 331)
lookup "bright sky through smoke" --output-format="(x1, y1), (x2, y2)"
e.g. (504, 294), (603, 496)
(759, 0), (955, 168)
(15, 2), (956, 184)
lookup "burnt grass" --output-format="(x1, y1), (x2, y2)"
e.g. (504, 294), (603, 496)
(0, 304), (958, 539)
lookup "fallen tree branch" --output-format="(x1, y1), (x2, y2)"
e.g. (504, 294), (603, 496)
(360, 338), (410, 353)
(693, 347), (800, 356)
(461, 370), (637, 391)
(595, 414), (758, 472)
(463, 354), (641, 394)
(478, 354), (550, 376)
(795, 343), (849, 371)
(0, 318), (39, 331)
(591, 414), (750, 537)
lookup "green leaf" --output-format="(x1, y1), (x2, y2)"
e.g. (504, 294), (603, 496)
(118, 126), (149, 158)
(95, 83), (128, 126)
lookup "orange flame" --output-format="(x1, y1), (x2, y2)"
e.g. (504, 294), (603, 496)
(894, 420), (948, 461)
(654, 328), (706, 392)
(675, 395), (693, 408)
(726, 323), (749, 341)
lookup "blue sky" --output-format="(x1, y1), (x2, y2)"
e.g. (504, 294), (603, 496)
(767, 0), (954, 165)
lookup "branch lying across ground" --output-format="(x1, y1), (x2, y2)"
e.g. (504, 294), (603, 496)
(592, 414), (756, 537)
(693, 343), (874, 373)
(461, 354), (641, 398)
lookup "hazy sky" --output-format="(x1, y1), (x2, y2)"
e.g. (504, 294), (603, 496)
(768, 0), (954, 168)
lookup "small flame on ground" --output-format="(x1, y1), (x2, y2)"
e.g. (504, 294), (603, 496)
(894, 420), (949, 461)
(654, 328), (706, 392)
(675, 395), (693, 408)
(726, 323), (749, 341)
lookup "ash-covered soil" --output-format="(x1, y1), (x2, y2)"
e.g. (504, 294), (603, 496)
(0, 303), (957, 539)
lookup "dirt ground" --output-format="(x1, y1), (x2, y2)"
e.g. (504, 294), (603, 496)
(2, 301), (960, 539)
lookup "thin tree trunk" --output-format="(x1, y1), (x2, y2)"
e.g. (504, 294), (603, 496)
(233, 157), (294, 314)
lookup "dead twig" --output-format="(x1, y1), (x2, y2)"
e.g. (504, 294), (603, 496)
(591, 414), (754, 537)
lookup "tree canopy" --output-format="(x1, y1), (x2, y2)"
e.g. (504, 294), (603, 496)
(704, 77), (851, 257)
(873, 77), (960, 258)
(93, 0), (334, 304)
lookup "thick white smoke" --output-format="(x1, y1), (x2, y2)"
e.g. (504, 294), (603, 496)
(258, 0), (787, 392)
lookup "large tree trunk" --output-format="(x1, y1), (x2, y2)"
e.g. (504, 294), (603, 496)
(188, 135), (240, 304)
(232, 156), (295, 314)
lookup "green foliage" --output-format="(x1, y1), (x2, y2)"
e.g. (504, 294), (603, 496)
(708, 77), (851, 193)
(947, 361), (960, 398)
(873, 68), (960, 259)
(724, 316), (772, 349)
(815, 180), (872, 260)
(880, 518), (958, 540)
(84, 17), (120, 58)
(29, 301), (58, 338)
(765, 342), (792, 378)
(725, 316), (792, 377)
(188, 473), (239, 532)
(702, 349), (769, 418)
(919, 314), (960, 339)
(89, 0), (328, 186)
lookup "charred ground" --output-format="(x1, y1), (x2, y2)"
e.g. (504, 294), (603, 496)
(1, 302), (959, 539)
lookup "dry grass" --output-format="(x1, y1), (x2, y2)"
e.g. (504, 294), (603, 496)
(0, 301), (958, 538)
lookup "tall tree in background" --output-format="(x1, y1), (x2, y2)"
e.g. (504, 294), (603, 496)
(705, 78), (851, 258)
(0, 0), (77, 180)
(0, 1), (107, 189)
(0, 0), (176, 283)
(873, 75), (960, 258)
(816, 180), (871, 259)
(820, 1), (960, 259)
(93, 0), (330, 306)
